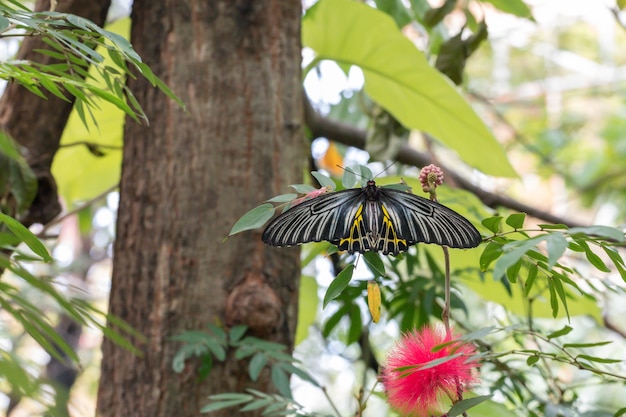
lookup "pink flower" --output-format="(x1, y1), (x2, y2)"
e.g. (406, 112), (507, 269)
(419, 164), (444, 193)
(382, 325), (479, 417)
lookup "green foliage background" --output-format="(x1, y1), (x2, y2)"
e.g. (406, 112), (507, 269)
(1, 0), (626, 416)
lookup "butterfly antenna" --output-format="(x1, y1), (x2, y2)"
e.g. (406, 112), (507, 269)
(336, 164), (367, 180)
(372, 161), (398, 179)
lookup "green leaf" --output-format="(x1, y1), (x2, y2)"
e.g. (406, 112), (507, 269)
(229, 325), (247, 343)
(363, 251), (385, 277)
(228, 204), (275, 236)
(347, 304), (362, 345)
(208, 393), (255, 401)
(277, 362), (321, 387)
(289, 184), (316, 194)
(461, 326), (496, 341)
(342, 167), (358, 188)
(0, 212), (51, 262)
(492, 236), (547, 281)
(0, 131), (21, 160)
(171, 330), (210, 344)
(206, 342), (226, 362)
(302, 0), (516, 177)
(505, 259), (522, 283)
(0, 150), (38, 213)
(198, 354), (213, 381)
(480, 0), (533, 19)
(563, 341), (612, 348)
(479, 241), (503, 271)
(548, 279), (558, 318)
(239, 398), (272, 412)
(200, 397), (252, 413)
(266, 193), (297, 203)
(0, 16), (9, 31)
(603, 245), (626, 282)
(323, 264), (354, 308)
(312, 170), (336, 190)
(207, 324), (227, 344)
(539, 224), (568, 230)
(551, 274), (570, 320)
(374, 0), (413, 27)
(523, 263), (538, 297)
(546, 233), (568, 269)
(614, 407), (626, 417)
(359, 165), (374, 181)
(526, 356), (540, 366)
(423, 0), (456, 27)
(576, 354), (622, 364)
(448, 395), (494, 417)
(577, 240), (611, 273)
(569, 225), (625, 242)
(248, 353), (267, 381)
(270, 365), (292, 399)
(172, 349), (188, 373)
(547, 325), (573, 339)
(322, 304), (348, 337)
(505, 213), (526, 229)
(481, 216), (503, 234)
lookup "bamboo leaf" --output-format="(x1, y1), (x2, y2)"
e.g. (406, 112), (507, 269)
(0, 213), (51, 261)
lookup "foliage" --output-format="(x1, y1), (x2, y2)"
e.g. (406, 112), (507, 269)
(2, 0), (626, 416)
(230, 162), (626, 415)
(0, 204), (141, 412)
(172, 325), (329, 416)
(0, 1), (182, 126)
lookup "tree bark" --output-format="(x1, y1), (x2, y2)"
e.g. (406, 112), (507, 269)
(97, 1), (304, 416)
(0, 0), (110, 225)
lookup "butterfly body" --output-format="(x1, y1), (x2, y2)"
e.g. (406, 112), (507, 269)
(262, 180), (481, 255)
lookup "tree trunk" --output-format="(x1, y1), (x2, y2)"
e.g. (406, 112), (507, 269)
(0, 0), (110, 225)
(96, 1), (304, 416)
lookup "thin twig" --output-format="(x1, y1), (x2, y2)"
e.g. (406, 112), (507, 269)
(37, 183), (118, 237)
(59, 141), (122, 150)
(321, 386), (343, 417)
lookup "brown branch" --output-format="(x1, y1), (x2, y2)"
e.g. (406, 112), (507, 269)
(303, 96), (588, 228)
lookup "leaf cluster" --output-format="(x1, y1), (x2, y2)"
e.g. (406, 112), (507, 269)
(480, 213), (625, 319)
(172, 325), (324, 415)
(0, 210), (141, 409)
(0, 1), (182, 127)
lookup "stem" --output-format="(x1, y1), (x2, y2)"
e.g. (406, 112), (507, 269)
(442, 246), (451, 332)
(59, 141), (123, 150)
(321, 386), (343, 417)
(37, 183), (118, 237)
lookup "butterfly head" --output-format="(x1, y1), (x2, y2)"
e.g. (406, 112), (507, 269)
(364, 180), (379, 201)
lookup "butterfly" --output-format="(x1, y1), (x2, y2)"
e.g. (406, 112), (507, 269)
(262, 179), (481, 255)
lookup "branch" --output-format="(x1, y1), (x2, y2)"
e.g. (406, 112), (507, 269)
(303, 96), (588, 228)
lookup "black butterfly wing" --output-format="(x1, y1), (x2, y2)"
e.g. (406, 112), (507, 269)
(262, 188), (364, 248)
(377, 188), (482, 249)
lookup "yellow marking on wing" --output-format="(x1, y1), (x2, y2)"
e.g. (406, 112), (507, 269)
(339, 205), (365, 252)
(380, 204), (408, 253)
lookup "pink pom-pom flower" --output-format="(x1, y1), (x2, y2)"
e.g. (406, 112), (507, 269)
(419, 164), (444, 193)
(382, 325), (479, 417)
